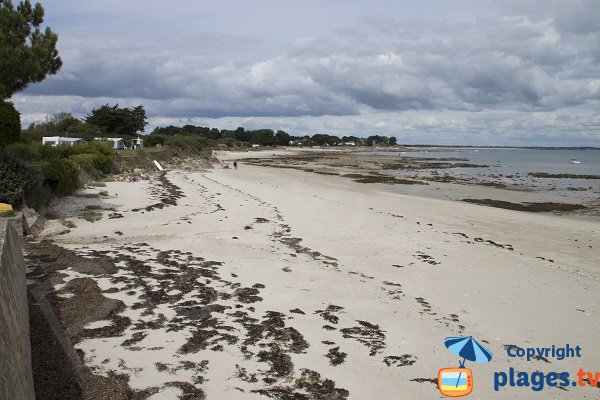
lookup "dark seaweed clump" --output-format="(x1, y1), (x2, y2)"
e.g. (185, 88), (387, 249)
(462, 198), (587, 212)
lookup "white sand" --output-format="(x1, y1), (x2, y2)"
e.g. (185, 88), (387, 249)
(43, 154), (600, 399)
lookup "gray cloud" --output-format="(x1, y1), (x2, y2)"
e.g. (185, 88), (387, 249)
(13, 0), (600, 145)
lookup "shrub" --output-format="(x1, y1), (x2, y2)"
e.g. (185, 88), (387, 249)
(0, 102), (20, 148)
(40, 158), (80, 196)
(5, 142), (41, 161)
(0, 152), (44, 207)
(144, 134), (167, 147)
(69, 152), (113, 178)
(165, 134), (209, 152)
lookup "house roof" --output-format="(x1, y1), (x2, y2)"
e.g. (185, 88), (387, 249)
(43, 136), (85, 142)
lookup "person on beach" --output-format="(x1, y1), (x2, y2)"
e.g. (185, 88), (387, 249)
(233, 160), (238, 170)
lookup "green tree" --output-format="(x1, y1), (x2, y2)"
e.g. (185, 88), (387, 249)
(274, 130), (290, 146)
(311, 133), (340, 146)
(234, 127), (251, 142)
(365, 135), (390, 146)
(85, 104), (148, 135)
(0, 0), (62, 99)
(0, 101), (20, 147)
(250, 129), (276, 145)
(52, 112), (80, 132)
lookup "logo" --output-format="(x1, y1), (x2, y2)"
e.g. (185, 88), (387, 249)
(438, 336), (493, 397)
(438, 368), (473, 397)
(493, 344), (598, 392)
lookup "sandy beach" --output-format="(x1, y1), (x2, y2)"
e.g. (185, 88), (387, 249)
(28, 149), (600, 399)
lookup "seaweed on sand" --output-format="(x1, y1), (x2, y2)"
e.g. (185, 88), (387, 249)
(462, 198), (587, 212)
(340, 320), (386, 356)
(325, 347), (347, 366)
(314, 305), (344, 324)
(251, 369), (349, 400)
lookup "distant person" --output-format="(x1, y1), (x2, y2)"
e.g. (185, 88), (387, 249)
(233, 160), (238, 170)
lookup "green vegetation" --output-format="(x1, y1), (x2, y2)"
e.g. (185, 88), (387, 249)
(0, 101), (20, 147)
(85, 104), (148, 135)
(0, 150), (45, 207)
(0, 141), (115, 208)
(0, 0), (62, 100)
(148, 125), (398, 148)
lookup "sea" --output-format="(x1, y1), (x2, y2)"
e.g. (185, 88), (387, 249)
(356, 148), (600, 216)
(405, 148), (599, 176)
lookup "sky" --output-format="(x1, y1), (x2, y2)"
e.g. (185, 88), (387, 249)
(11, 0), (600, 146)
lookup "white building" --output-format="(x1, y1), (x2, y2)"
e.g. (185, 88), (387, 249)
(42, 136), (86, 147)
(95, 137), (125, 150)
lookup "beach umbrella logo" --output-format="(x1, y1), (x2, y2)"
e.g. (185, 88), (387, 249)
(438, 336), (493, 397)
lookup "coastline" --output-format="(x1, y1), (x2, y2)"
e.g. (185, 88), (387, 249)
(221, 148), (600, 221)
(26, 152), (600, 399)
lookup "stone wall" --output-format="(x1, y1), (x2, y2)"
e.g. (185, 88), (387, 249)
(0, 218), (35, 400)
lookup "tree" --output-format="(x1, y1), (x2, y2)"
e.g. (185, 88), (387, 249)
(311, 134), (340, 146)
(0, 101), (20, 147)
(85, 104), (148, 135)
(250, 129), (276, 146)
(0, 0), (62, 100)
(48, 112), (80, 132)
(234, 127), (251, 142)
(274, 130), (290, 146)
(365, 135), (390, 146)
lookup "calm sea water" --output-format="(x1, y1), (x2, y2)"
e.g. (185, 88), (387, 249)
(357, 148), (600, 206)
(402, 148), (600, 177)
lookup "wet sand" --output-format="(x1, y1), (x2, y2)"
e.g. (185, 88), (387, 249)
(28, 151), (600, 399)
(227, 148), (600, 220)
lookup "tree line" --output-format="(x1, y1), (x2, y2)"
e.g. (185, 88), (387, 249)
(20, 105), (400, 148)
(148, 125), (398, 147)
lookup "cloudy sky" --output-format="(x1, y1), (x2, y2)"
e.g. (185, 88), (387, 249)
(12, 0), (600, 146)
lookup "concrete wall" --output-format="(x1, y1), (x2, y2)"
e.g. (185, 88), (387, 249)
(0, 218), (35, 400)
